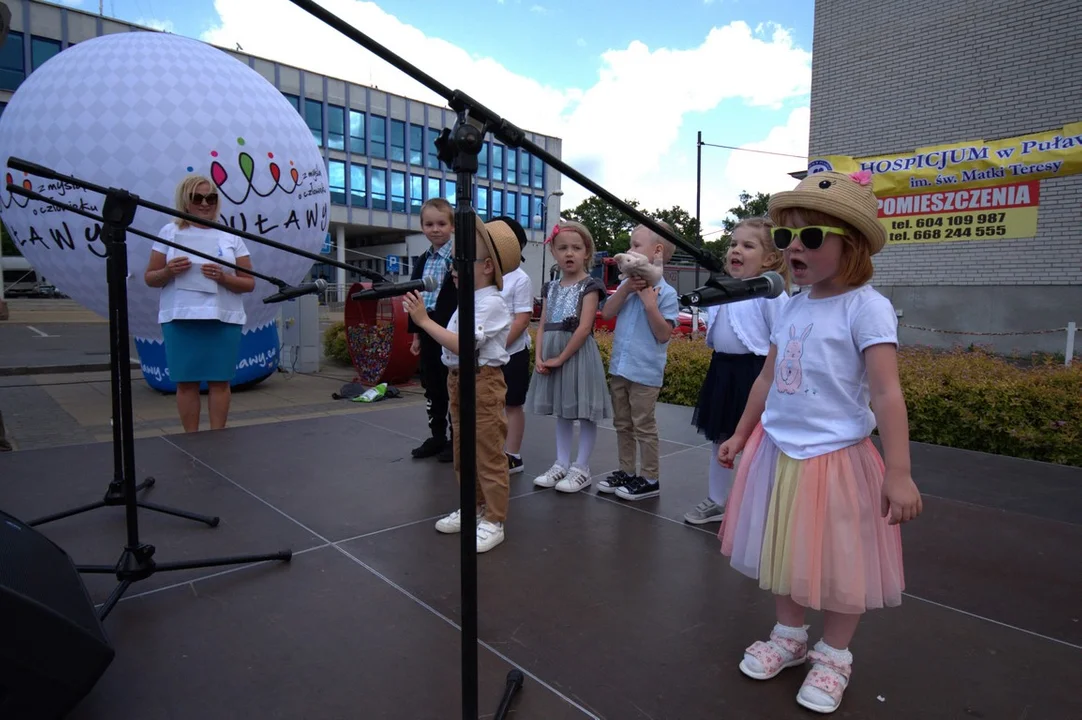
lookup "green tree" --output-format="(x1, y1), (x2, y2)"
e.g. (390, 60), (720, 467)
(562, 195), (640, 255)
(703, 190), (772, 260)
(649, 205), (702, 253)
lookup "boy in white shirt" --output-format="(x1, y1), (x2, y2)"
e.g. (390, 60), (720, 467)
(402, 215), (522, 554)
(487, 216), (534, 475)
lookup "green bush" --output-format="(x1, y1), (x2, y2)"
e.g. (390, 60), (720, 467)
(529, 327), (1082, 466)
(322, 321), (351, 365)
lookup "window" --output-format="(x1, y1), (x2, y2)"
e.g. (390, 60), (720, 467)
(519, 193), (530, 228)
(328, 160), (346, 205)
(409, 174), (424, 213)
(491, 145), (504, 182)
(477, 187), (489, 219)
(532, 156), (544, 190)
(350, 164), (366, 208)
(532, 196), (544, 229)
(369, 115), (386, 159)
(282, 92), (300, 113)
(349, 110), (365, 154)
(445, 179), (457, 206)
(426, 177), (441, 201)
(506, 150), (516, 184)
(506, 191), (517, 222)
(479, 142), (489, 179)
(427, 128), (441, 170)
(304, 99), (323, 147)
(390, 170), (406, 212)
(519, 150), (530, 186)
(491, 189), (502, 217)
(0, 31), (25, 91)
(31, 37), (61, 72)
(389, 120), (406, 163)
(409, 124), (424, 165)
(370, 168), (387, 210)
(327, 104), (345, 151)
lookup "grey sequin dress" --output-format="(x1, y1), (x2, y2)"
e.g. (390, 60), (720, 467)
(524, 276), (613, 423)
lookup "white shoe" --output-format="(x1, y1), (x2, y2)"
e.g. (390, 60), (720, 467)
(533, 463), (567, 488)
(555, 465), (592, 493)
(476, 519), (504, 553)
(435, 506), (484, 534)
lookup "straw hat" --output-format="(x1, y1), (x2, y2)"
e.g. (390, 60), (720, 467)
(768, 170), (886, 255)
(479, 214), (522, 290)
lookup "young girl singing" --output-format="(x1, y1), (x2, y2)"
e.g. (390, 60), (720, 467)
(716, 170), (923, 715)
(684, 217), (789, 525)
(524, 221), (612, 493)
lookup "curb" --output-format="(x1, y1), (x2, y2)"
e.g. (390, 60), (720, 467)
(0, 362), (140, 377)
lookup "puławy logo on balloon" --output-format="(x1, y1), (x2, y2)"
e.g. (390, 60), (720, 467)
(0, 31), (329, 391)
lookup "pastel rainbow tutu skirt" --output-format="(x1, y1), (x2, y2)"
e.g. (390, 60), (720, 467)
(719, 423), (905, 614)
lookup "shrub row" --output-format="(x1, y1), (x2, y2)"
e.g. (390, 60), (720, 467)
(326, 320), (1081, 467)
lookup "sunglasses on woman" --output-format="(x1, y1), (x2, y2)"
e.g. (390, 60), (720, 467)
(770, 225), (847, 250)
(190, 192), (219, 206)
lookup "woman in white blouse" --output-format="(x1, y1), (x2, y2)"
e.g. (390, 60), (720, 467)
(144, 175), (255, 432)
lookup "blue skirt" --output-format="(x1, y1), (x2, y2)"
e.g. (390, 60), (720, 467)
(161, 320), (243, 383)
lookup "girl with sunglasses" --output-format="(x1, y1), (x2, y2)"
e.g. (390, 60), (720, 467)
(715, 170), (922, 715)
(144, 174), (255, 433)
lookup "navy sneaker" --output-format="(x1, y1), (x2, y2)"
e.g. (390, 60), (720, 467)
(615, 476), (660, 501)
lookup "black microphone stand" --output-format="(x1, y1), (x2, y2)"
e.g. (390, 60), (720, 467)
(284, 3), (727, 719)
(7, 184), (289, 530)
(4, 166), (295, 622)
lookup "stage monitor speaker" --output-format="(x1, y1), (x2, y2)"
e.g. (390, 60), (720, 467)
(0, 508), (115, 719)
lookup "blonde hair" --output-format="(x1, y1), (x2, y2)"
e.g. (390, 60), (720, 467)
(421, 197), (454, 224)
(771, 207), (873, 288)
(634, 220), (677, 263)
(548, 220), (596, 270)
(173, 174), (218, 229)
(730, 216), (791, 289)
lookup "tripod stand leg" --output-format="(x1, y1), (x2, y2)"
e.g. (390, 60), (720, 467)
(493, 669), (524, 719)
(27, 477), (157, 527)
(152, 550), (293, 572)
(137, 501), (220, 527)
(28, 500), (109, 527)
(97, 579), (133, 622)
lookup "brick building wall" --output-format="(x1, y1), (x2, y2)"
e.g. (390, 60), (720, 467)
(809, 0), (1082, 287)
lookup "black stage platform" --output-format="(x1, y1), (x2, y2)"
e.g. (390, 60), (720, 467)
(1, 402), (1080, 719)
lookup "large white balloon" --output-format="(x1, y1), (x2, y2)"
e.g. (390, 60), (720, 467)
(0, 31), (329, 390)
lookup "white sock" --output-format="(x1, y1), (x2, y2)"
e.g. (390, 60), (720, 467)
(708, 443), (733, 505)
(574, 420), (597, 468)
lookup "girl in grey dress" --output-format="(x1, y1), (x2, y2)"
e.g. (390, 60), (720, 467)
(525, 221), (613, 493)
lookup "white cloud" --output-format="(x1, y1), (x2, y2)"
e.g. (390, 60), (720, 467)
(135, 17), (176, 33)
(200, 0), (809, 227)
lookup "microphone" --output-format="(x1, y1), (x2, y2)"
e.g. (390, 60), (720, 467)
(261, 278), (328, 304)
(679, 271), (785, 308)
(351, 274), (438, 301)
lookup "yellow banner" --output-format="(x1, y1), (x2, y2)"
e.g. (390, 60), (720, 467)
(808, 122), (1082, 196)
(878, 181), (1039, 245)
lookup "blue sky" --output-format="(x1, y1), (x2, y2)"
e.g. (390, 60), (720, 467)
(61, 0), (815, 231)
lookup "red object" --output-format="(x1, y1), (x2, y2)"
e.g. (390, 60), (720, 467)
(343, 281), (420, 385)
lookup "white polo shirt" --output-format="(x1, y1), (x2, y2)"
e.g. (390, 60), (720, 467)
(441, 286), (512, 368)
(500, 267), (534, 355)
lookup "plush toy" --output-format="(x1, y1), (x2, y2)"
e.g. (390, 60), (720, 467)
(613, 251), (663, 286)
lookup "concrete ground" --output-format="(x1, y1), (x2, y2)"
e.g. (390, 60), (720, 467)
(0, 298), (423, 452)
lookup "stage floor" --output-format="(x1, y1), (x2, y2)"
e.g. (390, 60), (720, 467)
(1, 401), (1080, 719)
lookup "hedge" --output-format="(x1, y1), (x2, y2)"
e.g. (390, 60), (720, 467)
(326, 321), (1081, 467)
(592, 331), (1082, 468)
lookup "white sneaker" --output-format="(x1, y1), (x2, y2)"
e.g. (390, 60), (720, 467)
(476, 519), (505, 553)
(555, 465), (592, 493)
(435, 506), (484, 534)
(533, 463), (567, 488)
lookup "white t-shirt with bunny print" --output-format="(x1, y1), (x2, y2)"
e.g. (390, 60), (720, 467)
(760, 284), (898, 459)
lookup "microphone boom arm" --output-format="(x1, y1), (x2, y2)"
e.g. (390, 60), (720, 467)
(5, 156), (387, 284)
(287, 0), (724, 276)
(5, 183), (291, 291)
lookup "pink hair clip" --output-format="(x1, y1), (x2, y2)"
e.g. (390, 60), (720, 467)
(544, 224), (561, 244)
(849, 170), (873, 186)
